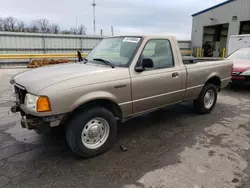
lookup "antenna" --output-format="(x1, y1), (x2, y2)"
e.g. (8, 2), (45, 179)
(111, 26), (114, 36)
(92, 0), (96, 35)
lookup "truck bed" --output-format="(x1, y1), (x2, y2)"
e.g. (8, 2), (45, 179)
(183, 59), (233, 100)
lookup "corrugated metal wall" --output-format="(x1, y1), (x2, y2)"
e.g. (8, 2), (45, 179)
(177, 40), (191, 50)
(0, 32), (103, 54)
(191, 0), (250, 52)
(0, 32), (191, 55)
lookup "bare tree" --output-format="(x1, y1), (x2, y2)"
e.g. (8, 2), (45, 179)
(16, 20), (25, 32)
(36, 19), (50, 33)
(3, 17), (17, 31)
(50, 24), (60, 34)
(0, 16), (87, 34)
(70, 28), (78, 34)
(28, 21), (39, 33)
(61, 30), (71, 34)
(78, 24), (86, 35)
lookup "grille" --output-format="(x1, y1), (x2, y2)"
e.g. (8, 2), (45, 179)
(14, 85), (27, 104)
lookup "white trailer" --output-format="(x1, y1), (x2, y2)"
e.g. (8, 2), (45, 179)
(228, 34), (250, 55)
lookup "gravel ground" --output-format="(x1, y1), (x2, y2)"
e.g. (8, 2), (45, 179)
(1, 69), (250, 188)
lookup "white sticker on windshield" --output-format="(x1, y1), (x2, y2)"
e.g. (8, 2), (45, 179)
(123, 37), (140, 43)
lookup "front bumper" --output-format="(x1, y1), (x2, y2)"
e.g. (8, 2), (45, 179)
(11, 103), (65, 133)
(21, 116), (51, 133)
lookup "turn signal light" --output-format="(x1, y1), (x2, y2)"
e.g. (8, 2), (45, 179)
(37, 96), (51, 112)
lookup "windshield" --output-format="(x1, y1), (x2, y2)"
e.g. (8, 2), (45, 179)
(228, 49), (250, 60)
(86, 37), (142, 67)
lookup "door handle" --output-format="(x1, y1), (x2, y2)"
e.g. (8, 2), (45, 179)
(172, 72), (179, 78)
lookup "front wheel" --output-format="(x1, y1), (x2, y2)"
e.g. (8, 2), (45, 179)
(66, 107), (117, 158)
(193, 84), (218, 114)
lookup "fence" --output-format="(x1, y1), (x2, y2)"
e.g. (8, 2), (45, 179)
(0, 32), (192, 67)
(0, 32), (103, 54)
(0, 32), (192, 54)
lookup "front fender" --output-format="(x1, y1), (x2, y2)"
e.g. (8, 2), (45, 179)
(72, 91), (119, 111)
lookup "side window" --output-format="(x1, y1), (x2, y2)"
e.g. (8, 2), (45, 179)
(141, 39), (174, 69)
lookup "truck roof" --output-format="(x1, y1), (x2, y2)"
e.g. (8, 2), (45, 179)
(105, 35), (177, 40)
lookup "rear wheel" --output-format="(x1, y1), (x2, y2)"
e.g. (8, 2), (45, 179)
(66, 107), (117, 158)
(193, 84), (218, 114)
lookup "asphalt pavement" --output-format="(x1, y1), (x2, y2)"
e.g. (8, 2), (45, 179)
(1, 69), (250, 188)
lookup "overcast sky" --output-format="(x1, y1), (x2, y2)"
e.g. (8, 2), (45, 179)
(0, 0), (225, 39)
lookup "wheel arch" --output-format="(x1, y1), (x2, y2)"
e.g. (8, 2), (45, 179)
(205, 74), (221, 91)
(61, 98), (123, 127)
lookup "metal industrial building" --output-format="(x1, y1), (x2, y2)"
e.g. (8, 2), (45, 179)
(191, 0), (250, 57)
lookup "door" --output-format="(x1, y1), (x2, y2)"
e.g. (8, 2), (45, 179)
(131, 39), (186, 114)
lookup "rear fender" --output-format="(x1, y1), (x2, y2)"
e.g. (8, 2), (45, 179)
(206, 72), (220, 83)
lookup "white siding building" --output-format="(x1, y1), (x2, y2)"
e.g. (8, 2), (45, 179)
(191, 0), (250, 57)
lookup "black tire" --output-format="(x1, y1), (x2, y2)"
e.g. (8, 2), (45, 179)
(51, 126), (65, 137)
(193, 84), (218, 114)
(66, 107), (117, 158)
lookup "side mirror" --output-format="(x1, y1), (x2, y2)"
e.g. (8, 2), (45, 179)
(135, 58), (154, 72)
(142, 58), (154, 68)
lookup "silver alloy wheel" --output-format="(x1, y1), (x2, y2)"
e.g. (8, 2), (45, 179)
(81, 117), (110, 149)
(204, 89), (215, 109)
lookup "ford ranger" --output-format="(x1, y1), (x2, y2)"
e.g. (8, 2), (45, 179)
(10, 35), (233, 158)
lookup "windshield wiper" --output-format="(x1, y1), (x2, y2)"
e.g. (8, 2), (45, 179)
(93, 58), (115, 68)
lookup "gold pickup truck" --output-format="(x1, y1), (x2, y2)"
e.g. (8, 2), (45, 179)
(10, 35), (233, 158)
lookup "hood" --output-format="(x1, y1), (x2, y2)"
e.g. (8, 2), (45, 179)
(232, 59), (250, 72)
(12, 63), (112, 94)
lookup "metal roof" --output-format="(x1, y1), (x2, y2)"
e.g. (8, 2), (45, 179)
(192, 0), (235, 17)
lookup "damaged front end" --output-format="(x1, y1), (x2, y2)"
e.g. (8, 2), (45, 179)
(11, 102), (64, 133)
(10, 81), (64, 133)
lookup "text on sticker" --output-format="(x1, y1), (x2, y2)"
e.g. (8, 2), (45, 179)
(123, 37), (140, 43)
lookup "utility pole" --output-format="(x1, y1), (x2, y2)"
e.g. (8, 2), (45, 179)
(76, 16), (78, 29)
(111, 26), (114, 36)
(92, 0), (96, 35)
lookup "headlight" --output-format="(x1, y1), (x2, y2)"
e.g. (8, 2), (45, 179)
(24, 93), (51, 112)
(240, 70), (250, 76)
(24, 93), (38, 112)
